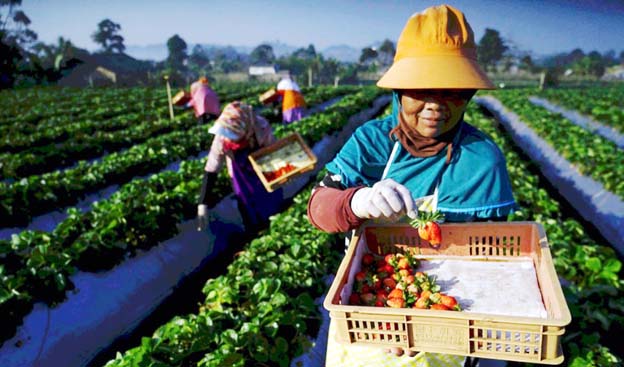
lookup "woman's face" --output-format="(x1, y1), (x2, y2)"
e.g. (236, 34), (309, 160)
(399, 89), (474, 138)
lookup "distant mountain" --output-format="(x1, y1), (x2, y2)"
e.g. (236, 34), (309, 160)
(125, 44), (169, 62)
(126, 41), (361, 63)
(322, 44), (360, 63)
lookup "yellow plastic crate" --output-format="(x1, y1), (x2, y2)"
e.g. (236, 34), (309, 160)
(324, 221), (571, 365)
(248, 132), (317, 192)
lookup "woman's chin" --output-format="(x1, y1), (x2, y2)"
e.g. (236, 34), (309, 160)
(417, 126), (442, 138)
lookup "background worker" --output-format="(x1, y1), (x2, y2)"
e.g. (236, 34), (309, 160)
(186, 76), (221, 125)
(276, 73), (306, 124)
(307, 4), (516, 366)
(196, 101), (284, 232)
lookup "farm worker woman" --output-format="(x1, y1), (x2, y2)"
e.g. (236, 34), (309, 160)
(197, 101), (284, 231)
(307, 4), (516, 366)
(186, 76), (221, 125)
(276, 74), (306, 124)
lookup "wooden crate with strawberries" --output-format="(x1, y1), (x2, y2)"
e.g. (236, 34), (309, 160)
(248, 133), (317, 192)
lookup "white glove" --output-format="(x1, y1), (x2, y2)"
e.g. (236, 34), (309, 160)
(197, 204), (209, 231)
(350, 179), (417, 220)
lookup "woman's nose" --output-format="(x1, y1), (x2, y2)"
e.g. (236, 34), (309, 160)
(422, 100), (446, 111)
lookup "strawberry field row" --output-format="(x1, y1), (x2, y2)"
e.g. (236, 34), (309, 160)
(0, 87), (166, 124)
(0, 86), (358, 228)
(0, 86), (270, 179)
(103, 171), (342, 367)
(486, 90), (624, 199)
(466, 103), (622, 365)
(0, 83), (275, 140)
(537, 86), (624, 134)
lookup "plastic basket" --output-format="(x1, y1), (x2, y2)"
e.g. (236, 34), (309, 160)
(248, 132), (317, 192)
(172, 90), (190, 106)
(324, 221), (571, 365)
(259, 88), (279, 104)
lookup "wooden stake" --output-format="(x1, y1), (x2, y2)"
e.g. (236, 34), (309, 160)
(164, 75), (175, 121)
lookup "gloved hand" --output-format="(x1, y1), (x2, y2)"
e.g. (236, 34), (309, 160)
(197, 204), (209, 231)
(351, 179), (417, 220)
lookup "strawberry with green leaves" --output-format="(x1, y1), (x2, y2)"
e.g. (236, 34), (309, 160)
(410, 211), (444, 247)
(440, 294), (461, 311)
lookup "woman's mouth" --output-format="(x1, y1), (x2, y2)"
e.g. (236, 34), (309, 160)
(418, 116), (444, 126)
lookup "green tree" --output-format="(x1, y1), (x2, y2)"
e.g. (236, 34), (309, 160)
(1, 0), (38, 88)
(317, 57), (341, 84)
(378, 39), (395, 66)
(211, 49), (243, 73)
(189, 45), (210, 69)
(166, 34), (187, 70)
(477, 28), (507, 71)
(250, 43), (275, 65)
(31, 37), (75, 70)
(1, 0), (37, 47)
(293, 44), (317, 60)
(519, 55), (536, 73)
(359, 47), (378, 65)
(91, 19), (125, 53)
(572, 51), (606, 77)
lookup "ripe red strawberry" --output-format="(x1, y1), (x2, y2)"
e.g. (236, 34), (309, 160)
(388, 288), (404, 300)
(398, 269), (410, 278)
(349, 293), (360, 305)
(410, 211), (444, 247)
(362, 253), (375, 266)
(384, 253), (397, 265)
(355, 271), (367, 282)
(386, 297), (405, 308)
(382, 277), (397, 291)
(397, 257), (410, 270)
(372, 277), (382, 290)
(360, 293), (375, 305)
(440, 295), (461, 311)
(430, 303), (451, 310)
(422, 221), (442, 246)
(382, 264), (394, 275)
(414, 296), (429, 309)
(376, 290), (388, 303)
(404, 275), (415, 285)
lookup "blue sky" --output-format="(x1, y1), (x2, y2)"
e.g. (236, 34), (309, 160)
(20, 0), (624, 57)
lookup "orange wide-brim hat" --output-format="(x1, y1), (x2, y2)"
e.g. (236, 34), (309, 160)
(377, 4), (495, 90)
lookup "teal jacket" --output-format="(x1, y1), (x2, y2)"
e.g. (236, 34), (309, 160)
(326, 93), (517, 222)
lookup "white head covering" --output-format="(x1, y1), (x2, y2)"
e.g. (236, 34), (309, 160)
(277, 77), (301, 92)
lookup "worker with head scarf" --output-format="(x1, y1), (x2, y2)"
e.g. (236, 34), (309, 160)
(276, 74), (306, 124)
(307, 4), (517, 366)
(187, 76), (221, 125)
(197, 101), (284, 231)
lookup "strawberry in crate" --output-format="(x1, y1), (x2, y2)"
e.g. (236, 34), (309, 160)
(348, 251), (461, 311)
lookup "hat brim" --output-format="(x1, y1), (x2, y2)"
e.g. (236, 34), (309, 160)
(208, 123), (242, 141)
(377, 55), (495, 90)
